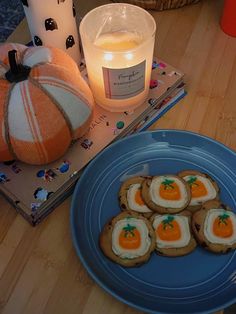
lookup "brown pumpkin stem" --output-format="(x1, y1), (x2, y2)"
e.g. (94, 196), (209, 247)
(5, 50), (31, 83)
(8, 50), (19, 74)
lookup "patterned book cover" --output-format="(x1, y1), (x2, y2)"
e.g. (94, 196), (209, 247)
(0, 58), (185, 225)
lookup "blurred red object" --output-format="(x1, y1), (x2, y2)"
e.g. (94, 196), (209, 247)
(220, 0), (236, 37)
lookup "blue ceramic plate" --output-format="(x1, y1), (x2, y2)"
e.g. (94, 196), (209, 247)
(70, 130), (236, 314)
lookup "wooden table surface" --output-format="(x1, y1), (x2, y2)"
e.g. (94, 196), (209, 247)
(1, 0), (235, 313)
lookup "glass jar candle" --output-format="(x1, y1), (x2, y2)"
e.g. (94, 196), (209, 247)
(80, 3), (156, 112)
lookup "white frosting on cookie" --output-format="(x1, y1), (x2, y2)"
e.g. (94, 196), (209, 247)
(204, 209), (236, 245)
(127, 183), (152, 213)
(183, 175), (217, 206)
(112, 218), (151, 259)
(149, 176), (189, 208)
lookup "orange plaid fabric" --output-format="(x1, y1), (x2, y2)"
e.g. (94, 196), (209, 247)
(0, 43), (94, 165)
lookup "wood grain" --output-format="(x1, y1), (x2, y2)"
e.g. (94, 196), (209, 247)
(2, 0), (235, 313)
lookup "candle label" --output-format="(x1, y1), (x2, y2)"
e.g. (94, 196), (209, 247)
(102, 61), (146, 99)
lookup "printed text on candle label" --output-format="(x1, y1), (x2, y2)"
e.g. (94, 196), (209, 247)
(102, 61), (146, 99)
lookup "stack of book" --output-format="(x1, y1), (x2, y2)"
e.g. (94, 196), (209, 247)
(0, 57), (186, 225)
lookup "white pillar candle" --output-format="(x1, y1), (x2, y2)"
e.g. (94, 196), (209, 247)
(21, 0), (81, 64)
(80, 3), (156, 112)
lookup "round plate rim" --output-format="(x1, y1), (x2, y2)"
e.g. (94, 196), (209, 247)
(70, 129), (236, 314)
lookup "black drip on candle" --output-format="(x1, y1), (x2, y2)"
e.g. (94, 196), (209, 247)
(5, 50), (31, 83)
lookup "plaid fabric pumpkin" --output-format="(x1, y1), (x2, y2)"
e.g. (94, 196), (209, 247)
(0, 43), (94, 165)
(111, 0), (201, 10)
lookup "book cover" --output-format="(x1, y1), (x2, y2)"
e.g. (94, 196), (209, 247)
(0, 58), (185, 225)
